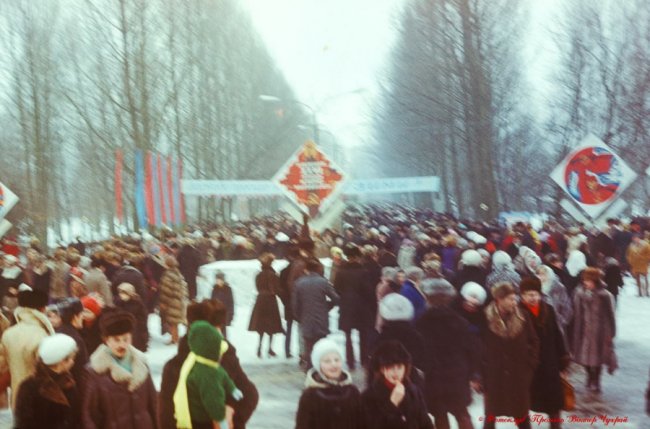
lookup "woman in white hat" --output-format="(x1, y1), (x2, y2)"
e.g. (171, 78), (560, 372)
(13, 333), (79, 429)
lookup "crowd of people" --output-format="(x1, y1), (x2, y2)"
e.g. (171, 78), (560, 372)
(0, 204), (648, 428)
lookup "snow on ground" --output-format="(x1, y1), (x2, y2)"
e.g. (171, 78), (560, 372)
(1, 265), (649, 429)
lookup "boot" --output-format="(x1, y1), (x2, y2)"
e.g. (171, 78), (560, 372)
(257, 339), (263, 358)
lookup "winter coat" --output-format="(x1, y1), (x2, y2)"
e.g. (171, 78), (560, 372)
(159, 335), (258, 429)
(26, 266), (51, 296)
(542, 277), (573, 334)
(14, 363), (80, 429)
(454, 266), (488, 292)
(571, 285), (617, 369)
(56, 323), (89, 383)
(211, 283), (234, 325)
(520, 302), (568, 414)
(400, 281), (427, 320)
(248, 266), (283, 334)
(295, 370), (362, 429)
(81, 345), (158, 429)
(415, 307), (477, 413)
(397, 245), (416, 269)
(375, 282), (402, 331)
(293, 273), (340, 340)
(335, 261), (374, 331)
(279, 261), (295, 321)
(626, 240), (650, 275)
(115, 298), (150, 352)
(111, 265), (146, 301)
(441, 246), (461, 277)
(374, 321), (424, 369)
(482, 302), (539, 419)
(177, 245), (202, 299)
(0, 267), (24, 298)
(0, 306), (54, 407)
(377, 250), (398, 268)
(604, 263), (624, 299)
(159, 268), (188, 326)
(361, 379), (433, 429)
(50, 261), (70, 300)
(86, 268), (114, 306)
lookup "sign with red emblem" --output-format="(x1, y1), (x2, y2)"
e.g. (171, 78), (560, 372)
(550, 135), (637, 218)
(0, 182), (19, 220)
(272, 140), (346, 217)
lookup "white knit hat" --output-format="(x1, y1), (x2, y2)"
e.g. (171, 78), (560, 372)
(379, 294), (414, 321)
(492, 251), (512, 268)
(311, 338), (342, 373)
(38, 334), (78, 365)
(461, 249), (482, 267)
(460, 282), (488, 305)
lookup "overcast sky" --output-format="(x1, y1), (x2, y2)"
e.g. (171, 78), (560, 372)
(242, 0), (561, 157)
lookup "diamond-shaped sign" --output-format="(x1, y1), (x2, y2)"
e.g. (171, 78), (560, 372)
(272, 140), (347, 218)
(550, 134), (637, 219)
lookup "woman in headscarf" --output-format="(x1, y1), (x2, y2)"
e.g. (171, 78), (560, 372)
(565, 250), (587, 297)
(486, 251), (521, 294)
(535, 265), (573, 335)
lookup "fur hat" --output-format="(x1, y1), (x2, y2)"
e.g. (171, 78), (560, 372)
(370, 340), (412, 374)
(379, 294), (414, 322)
(17, 284), (49, 309)
(311, 337), (342, 373)
(215, 270), (226, 280)
(581, 267), (601, 283)
(344, 244), (361, 259)
(460, 282), (487, 305)
(461, 250), (482, 267)
(491, 282), (517, 300)
(99, 308), (135, 337)
(57, 298), (84, 323)
(117, 282), (137, 298)
(519, 277), (542, 294)
(38, 334), (77, 365)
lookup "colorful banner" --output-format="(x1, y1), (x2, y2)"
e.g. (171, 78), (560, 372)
(0, 182), (19, 220)
(550, 134), (637, 218)
(272, 140), (346, 218)
(145, 152), (157, 226)
(134, 150), (147, 229)
(114, 149), (124, 224)
(178, 158), (186, 224)
(167, 157), (175, 224)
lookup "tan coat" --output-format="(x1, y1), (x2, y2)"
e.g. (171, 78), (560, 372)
(159, 268), (188, 325)
(85, 267), (114, 306)
(626, 240), (650, 275)
(0, 307), (54, 408)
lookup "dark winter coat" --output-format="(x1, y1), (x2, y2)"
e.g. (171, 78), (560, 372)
(159, 268), (188, 326)
(177, 245), (202, 299)
(159, 335), (259, 429)
(56, 323), (89, 383)
(115, 298), (150, 352)
(374, 321), (424, 369)
(211, 283), (234, 325)
(361, 379), (433, 429)
(453, 266), (487, 291)
(279, 261), (295, 321)
(400, 281), (427, 320)
(248, 266), (283, 334)
(377, 250), (398, 268)
(520, 302), (568, 414)
(292, 273), (340, 340)
(571, 285), (617, 369)
(335, 261), (374, 332)
(452, 297), (487, 340)
(14, 364), (80, 429)
(81, 345), (159, 429)
(482, 302), (539, 419)
(26, 267), (51, 296)
(604, 264), (623, 299)
(415, 306), (478, 414)
(111, 266), (146, 301)
(295, 370), (362, 429)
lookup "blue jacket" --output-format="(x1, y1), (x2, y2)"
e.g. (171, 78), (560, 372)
(400, 281), (426, 320)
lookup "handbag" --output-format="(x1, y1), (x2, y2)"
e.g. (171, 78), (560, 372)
(561, 374), (575, 411)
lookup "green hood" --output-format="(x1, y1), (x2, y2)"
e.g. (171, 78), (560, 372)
(188, 321), (222, 361)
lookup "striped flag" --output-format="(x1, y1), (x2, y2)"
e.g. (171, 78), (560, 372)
(134, 150), (147, 229)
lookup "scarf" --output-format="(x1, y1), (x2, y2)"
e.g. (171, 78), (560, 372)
(173, 342), (229, 429)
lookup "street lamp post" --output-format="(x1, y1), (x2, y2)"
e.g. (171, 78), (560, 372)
(258, 95), (319, 143)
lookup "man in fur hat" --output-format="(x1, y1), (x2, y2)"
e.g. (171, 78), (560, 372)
(81, 308), (158, 429)
(480, 282), (539, 429)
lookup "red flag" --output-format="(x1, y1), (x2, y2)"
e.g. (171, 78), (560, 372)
(115, 149), (123, 224)
(167, 156), (175, 224)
